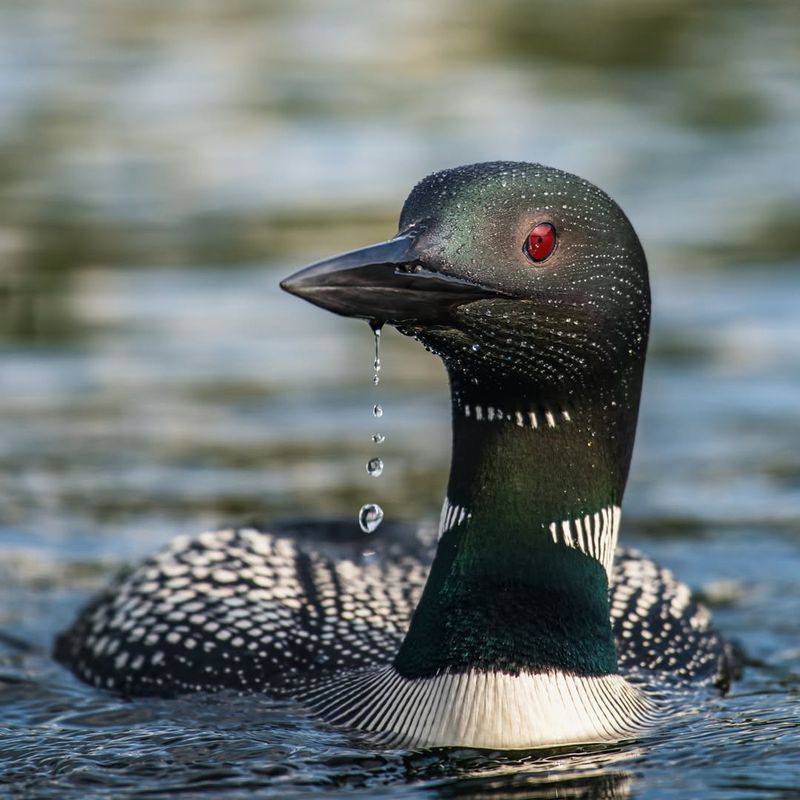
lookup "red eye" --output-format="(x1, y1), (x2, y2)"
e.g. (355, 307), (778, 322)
(524, 223), (557, 263)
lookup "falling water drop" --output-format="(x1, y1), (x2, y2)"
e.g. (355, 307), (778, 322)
(371, 322), (382, 385)
(358, 503), (384, 533)
(373, 325), (382, 371)
(360, 322), (386, 534)
(366, 457), (384, 477)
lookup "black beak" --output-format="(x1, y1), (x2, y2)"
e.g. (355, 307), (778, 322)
(280, 234), (500, 325)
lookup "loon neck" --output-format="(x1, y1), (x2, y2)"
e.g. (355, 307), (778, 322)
(446, 375), (637, 525)
(395, 373), (640, 679)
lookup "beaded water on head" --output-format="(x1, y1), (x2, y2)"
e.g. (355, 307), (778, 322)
(55, 162), (737, 749)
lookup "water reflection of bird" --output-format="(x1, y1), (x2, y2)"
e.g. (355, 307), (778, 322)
(55, 162), (737, 749)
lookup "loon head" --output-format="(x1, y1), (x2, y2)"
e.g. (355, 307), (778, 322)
(281, 161), (650, 409)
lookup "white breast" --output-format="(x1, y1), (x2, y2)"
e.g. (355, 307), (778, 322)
(293, 665), (655, 749)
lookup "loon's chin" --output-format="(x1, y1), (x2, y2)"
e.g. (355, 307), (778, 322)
(280, 235), (505, 327)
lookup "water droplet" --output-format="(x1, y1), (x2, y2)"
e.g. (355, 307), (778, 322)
(373, 327), (382, 371)
(358, 503), (384, 533)
(362, 323), (386, 533)
(366, 457), (384, 477)
(368, 323), (383, 385)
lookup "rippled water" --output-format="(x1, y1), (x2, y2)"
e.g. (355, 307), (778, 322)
(1, 1), (799, 797)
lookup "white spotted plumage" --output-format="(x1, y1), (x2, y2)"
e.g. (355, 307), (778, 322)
(56, 526), (731, 709)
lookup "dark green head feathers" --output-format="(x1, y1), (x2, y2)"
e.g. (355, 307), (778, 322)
(283, 161), (650, 401)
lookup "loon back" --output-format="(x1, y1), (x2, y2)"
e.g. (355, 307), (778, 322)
(54, 524), (728, 747)
(55, 162), (736, 749)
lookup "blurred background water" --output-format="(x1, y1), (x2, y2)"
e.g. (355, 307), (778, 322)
(1, 1), (799, 798)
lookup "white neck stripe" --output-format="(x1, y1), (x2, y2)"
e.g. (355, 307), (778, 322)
(549, 505), (621, 578)
(462, 403), (571, 429)
(438, 499), (621, 578)
(438, 497), (472, 540)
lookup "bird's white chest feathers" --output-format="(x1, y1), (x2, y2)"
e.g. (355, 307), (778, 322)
(295, 666), (654, 749)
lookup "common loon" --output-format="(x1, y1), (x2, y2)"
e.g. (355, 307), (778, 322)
(55, 162), (735, 750)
